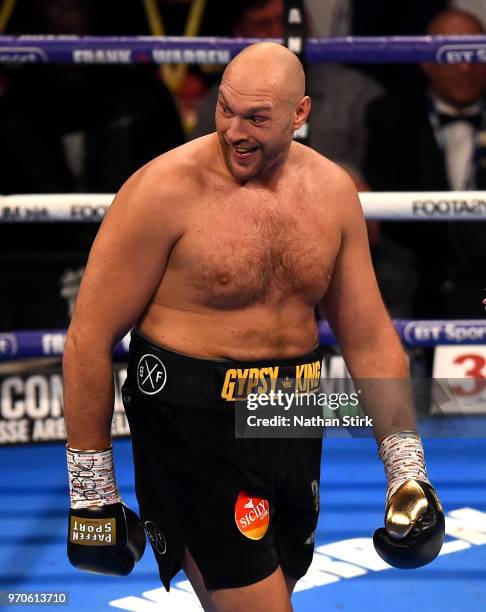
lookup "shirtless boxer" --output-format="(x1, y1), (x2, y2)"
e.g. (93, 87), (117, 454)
(63, 43), (444, 612)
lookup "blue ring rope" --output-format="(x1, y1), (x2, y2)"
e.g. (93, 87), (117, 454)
(0, 35), (486, 64)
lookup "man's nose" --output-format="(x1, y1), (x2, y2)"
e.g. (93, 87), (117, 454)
(226, 117), (248, 143)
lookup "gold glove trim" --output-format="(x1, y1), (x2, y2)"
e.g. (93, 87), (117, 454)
(385, 480), (428, 539)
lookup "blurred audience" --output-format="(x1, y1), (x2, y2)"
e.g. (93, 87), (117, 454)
(449, 0), (486, 28)
(191, 0), (384, 187)
(306, 0), (352, 37)
(0, 0), (184, 330)
(351, 0), (448, 92)
(1, 0), (484, 329)
(365, 9), (486, 318)
(131, 1), (238, 132)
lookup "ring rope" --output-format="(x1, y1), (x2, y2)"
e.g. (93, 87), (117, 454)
(0, 34), (486, 64)
(143, 0), (207, 92)
(1, 320), (486, 361)
(1, 192), (486, 222)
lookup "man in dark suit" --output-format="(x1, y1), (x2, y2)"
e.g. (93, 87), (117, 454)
(365, 9), (486, 318)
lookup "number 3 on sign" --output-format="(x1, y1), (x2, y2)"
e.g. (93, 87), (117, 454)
(453, 353), (486, 378)
(432, 346), (486, 397)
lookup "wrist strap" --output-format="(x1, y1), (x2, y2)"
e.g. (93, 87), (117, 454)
(379, 431), (430, 502)
(66, 446), (121, 509)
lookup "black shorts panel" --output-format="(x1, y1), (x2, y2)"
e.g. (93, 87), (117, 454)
(122, 330), (324, 591)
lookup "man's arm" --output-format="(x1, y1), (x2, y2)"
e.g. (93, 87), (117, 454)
(320, 170), (414, 442)
(63, 161), (186, 576)
(320, 169), (444, 569)
(63, 162), (183, 450)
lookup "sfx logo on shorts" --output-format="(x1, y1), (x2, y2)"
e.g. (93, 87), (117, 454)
(137, 354), (167, 395)
(234, 491), (270, 541)
(144, 520), (167, 555)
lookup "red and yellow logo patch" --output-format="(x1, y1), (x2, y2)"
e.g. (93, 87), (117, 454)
(234, 491), (270, 540)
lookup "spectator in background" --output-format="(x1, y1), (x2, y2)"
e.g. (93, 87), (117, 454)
(351, 0), (448, 91)
(128, 0), (238, 132)
(306, 0), (352, 37)
(192, 0), (384, 188)
(0, 0), (184, 330)
(1, 0), (184, 193)
(365, 9), (486, 319)
(449, 0), (486, 27)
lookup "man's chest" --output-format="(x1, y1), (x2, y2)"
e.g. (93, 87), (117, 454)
(169, 191), (341, 308)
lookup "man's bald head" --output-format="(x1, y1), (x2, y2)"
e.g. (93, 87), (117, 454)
(215, 42), (310, 184)
(222, 42), (305, 105)
(427, 8), (484, 36)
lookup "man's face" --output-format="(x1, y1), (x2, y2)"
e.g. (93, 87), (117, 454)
(235, 0), (285, 39)
(424, 61), (486, 108)
(215, 82), (296, 183)
(422, 13), (486, 108)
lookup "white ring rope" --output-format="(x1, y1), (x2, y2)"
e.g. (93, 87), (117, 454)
(1, 191), (486, 222)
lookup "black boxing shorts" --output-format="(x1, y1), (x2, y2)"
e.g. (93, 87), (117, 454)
(121, 330), (324, 592)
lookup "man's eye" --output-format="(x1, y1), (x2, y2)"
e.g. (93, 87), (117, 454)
(250, 116), (266, 124)
(221, 104), (232, 115)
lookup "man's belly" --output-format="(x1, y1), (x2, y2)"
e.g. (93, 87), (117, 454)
(137, 302), (319, 360)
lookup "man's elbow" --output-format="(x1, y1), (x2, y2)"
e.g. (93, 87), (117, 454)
(64, 322), (113, 366)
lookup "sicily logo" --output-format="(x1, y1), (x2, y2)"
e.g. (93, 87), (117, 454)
(234, 491), (270, 541)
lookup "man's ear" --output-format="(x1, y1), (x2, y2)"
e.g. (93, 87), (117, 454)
(293, 95), (311, 131)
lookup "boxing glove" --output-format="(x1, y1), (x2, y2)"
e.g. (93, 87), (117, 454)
(373, 479), (445, 569)
(66, 446), (145, 576)
(68, 502), (146, 576)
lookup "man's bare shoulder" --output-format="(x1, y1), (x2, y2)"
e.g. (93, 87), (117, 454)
(125, 133), (217, 201)
(292, 141), (360, 205)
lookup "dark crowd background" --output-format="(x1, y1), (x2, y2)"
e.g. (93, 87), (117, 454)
(0, 0), (484, 332)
